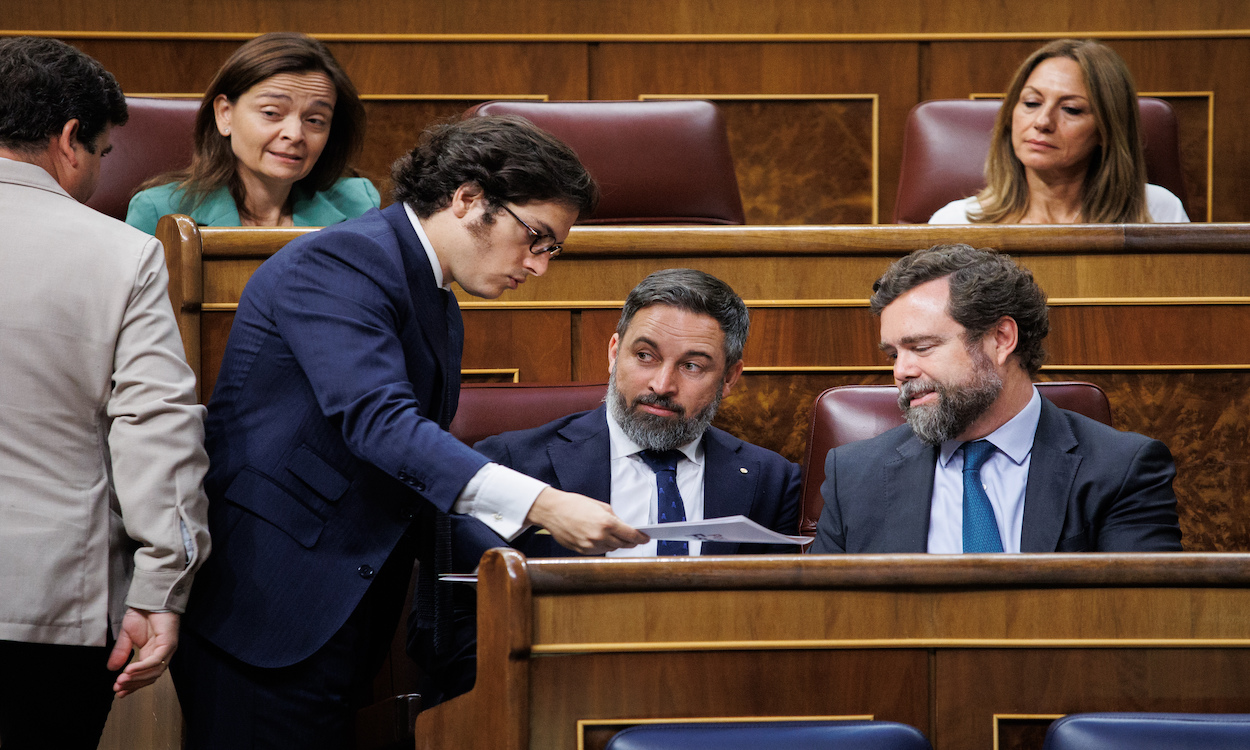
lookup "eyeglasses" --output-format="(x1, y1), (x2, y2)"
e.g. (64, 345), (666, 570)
(498, 204), (563, 258)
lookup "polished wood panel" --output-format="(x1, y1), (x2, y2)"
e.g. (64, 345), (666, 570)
(461, 309), (573, 382)
(939, 649), (1250, 749)
(413, 551), (1250, 750)
(9, 0), (1250, 34)
(593, 42), (916, 221)
(98, 672), (180, 750)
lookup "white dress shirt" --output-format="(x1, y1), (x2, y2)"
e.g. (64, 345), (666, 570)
(927, 387), (1042, 553)
(403, 204), (546, 540)
(604, 408), (706, 557)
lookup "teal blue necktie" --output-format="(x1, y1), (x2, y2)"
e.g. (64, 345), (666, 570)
(962, 440), (1004, 553)
(638, 449), (689, 556)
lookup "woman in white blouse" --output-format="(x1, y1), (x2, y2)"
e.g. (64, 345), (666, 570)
(930, 39), (1188, 224)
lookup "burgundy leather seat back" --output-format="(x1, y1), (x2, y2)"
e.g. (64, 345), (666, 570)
(894, 98), (1189, 223)
(87, 97), (200, 221)
(449, 382), (608, 447)
(799, 382), (1113, 536)
(465, 100), (745, 225)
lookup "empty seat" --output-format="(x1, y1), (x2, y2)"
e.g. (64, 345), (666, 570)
(465, 100), (745, 224)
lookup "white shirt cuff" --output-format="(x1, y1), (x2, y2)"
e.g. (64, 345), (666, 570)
(452, 462), (546, 541)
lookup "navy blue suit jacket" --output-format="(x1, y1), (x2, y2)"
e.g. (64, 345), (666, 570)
(472, 405), (803, 557)
(813, 398), (1183, 553)
(184, 203), (490, 668)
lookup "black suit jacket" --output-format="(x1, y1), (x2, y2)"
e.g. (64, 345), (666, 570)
(813, 398), (1182, 553)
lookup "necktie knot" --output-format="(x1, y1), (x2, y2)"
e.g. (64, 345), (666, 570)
(639, 448), (683, 475)
(962, 440), (996, 473)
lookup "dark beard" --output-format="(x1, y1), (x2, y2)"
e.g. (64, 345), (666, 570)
(897, 351), (1003, 445)
(606, 366), (722, 452)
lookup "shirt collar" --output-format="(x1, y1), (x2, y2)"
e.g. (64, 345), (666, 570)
(938, 386), (1042, 467)
(403, 202), (449, 290)
(605, 405), (704, 466)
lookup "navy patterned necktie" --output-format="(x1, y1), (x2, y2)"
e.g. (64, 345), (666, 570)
(638, 449), (689, 556)
(961, 440), (1004, 553)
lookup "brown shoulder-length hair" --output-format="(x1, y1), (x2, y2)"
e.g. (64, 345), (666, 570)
(975, 38), (1150, 224)
(140, 32), (365, 213)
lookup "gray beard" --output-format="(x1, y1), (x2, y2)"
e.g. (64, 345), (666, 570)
(897, 353), (1003, 446)
(606, 365), (722, 452)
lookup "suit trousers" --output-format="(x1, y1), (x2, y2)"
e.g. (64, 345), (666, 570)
(174, 528), (419, 750)
(0, 636), (119, 749)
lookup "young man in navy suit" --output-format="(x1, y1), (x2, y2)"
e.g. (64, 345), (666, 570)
(413, 268), (802, 703)
(173, 116), (648, 749)
(813, 244), (1182, 555)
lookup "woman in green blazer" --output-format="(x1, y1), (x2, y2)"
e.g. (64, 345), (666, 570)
(126, 33), (378, 234)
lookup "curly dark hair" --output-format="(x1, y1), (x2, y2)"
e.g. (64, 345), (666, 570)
(391, 115), (598, 220)
(617, 268), (750, 365)
(0, 36), (127, 154)
(870, 244), (1050, 374)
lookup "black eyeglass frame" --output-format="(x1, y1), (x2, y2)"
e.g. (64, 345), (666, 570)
(498, 203), (563, 258)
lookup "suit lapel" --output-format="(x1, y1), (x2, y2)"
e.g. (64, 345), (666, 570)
(1021, 399), (1081, 552)
(383, 204), (454, 424)
(701, 428), (756, 555)
(882, 435), (938, 552)
(548, 406), (613, 502)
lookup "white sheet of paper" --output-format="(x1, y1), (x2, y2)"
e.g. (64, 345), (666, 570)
(635, 515), (812, 545)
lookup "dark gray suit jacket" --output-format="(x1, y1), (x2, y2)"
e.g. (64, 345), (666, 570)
(813, 398), (1183, 553)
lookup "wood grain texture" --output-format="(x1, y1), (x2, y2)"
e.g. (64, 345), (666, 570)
(8, 0), (1250, 35)
(531, 651), (927, 750)
(937, 649), (1250, 749)
(592, 42), (916, 221)
(714, 98), (876, 224)
(410, 550), (1250, 750)
(461, 309), (573, 382)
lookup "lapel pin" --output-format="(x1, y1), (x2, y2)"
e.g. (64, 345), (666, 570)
(740, 467), (749, 474)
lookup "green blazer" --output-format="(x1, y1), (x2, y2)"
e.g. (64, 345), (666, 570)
(124, 177), (380, 235)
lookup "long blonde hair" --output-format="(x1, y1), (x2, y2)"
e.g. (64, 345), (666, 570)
(975, 39), (1150, 224)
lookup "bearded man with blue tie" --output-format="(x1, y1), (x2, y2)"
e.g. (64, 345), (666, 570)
(813, 244), (1182, 555)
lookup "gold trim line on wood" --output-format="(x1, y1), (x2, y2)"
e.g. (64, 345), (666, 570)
(359, 93), (549, 101)
(531, 637), (1250, 655)
(463, 368), (520, 382)
(127, 93), (551, 102)
(10, 30), (1250, 43)
(455, 297), (1250, 310)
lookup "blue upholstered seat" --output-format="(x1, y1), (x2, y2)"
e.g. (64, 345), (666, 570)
(605, 720), (933, 750)
(1043, 713), (1250, 750)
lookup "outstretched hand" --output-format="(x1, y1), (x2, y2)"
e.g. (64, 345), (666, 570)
(525, 487), (650, 555)
(108, 608), (180, 698)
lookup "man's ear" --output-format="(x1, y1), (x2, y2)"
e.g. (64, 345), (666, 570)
(607, 333), (620, 374)
(55, 119), (82, 169)
(450, 182), (486, 219)
(989, 316), (1020, 367)
(721, 359), (745, 397)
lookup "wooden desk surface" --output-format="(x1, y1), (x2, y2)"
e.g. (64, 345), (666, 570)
(416, 550), (1250, 750)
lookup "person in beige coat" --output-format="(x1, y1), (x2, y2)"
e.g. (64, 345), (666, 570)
(0, 37), (210, 749)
